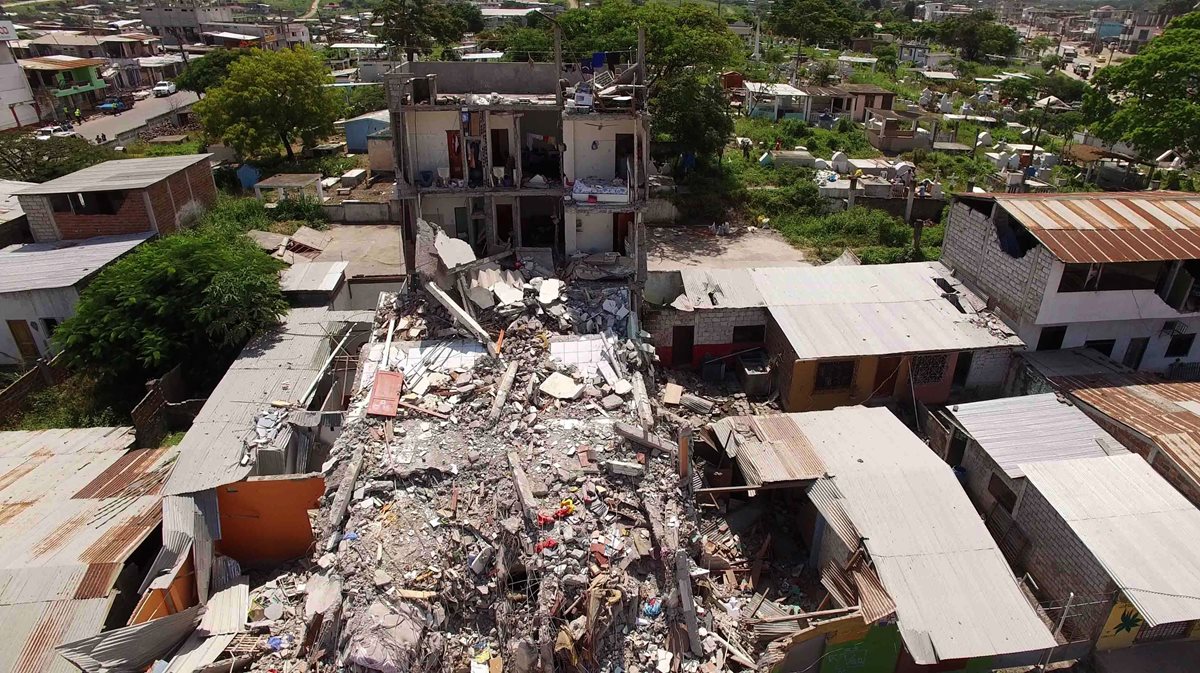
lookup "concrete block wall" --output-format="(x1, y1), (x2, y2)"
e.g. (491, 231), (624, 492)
(965, 347), (1015, 394)
(54, 189), (154, 240)
(21, 196), (58, 242)
(1012, 482), (1115, 641)
(642, 306), (770, 367)
(959, 440), (1023, 515)
(941, 201), (1054, 329)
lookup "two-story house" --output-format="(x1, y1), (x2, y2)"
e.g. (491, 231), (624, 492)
(19, 55), (109, 115)
(387, 57), (649, 282)
(941, 192), (1200, 373)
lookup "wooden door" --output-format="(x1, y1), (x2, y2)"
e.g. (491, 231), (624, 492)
(7, 320), (38, 361)
(446, 130), (463, 179)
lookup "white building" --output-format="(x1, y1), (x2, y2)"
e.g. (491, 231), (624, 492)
(0, 21), (39, 131)
(941, 192), (1200, 373)
(0, 233), (149, 365)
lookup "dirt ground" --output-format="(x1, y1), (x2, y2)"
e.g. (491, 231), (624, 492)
(646, 224), (810, 271)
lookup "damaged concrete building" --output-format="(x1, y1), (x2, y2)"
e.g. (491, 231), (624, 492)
(386, 44), (650, 284)
(644, 263), (1021, 411)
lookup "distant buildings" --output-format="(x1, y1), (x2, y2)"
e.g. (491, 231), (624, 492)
(138, 1), (310, 50)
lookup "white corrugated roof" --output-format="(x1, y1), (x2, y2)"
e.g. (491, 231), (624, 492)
(0, 179), (34, 224)
(794, 407), (1056, 664)
(0, 233), (151, 294)
(677, 267), (764, 309)
(0, 427), (177, 673)
(16, 155), (212, 195)
(744, 81), (807, 97)
(1020, 454), (1200, 626)
(948, 394), (1127, 478)
(280, 261), (348, 294)
(163, 307), (366, 495)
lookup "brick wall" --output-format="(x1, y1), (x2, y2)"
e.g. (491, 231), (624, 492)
(941, 201), (1054, 329)
(1012, 482), (1115, 641)
(958, 440), (1024, 515)
(148, 180), (176, 234)
(53, 189), (153, 240)
(0, 356), (69, 422)
(20, 196), (58, 242)
(643, 305), (771, 367)
(964, 347), (1015, 394)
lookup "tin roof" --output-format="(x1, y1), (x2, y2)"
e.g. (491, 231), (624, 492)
(708, 414), (828, 489)
(793, 407), (1056, 664)
(16, 155), (212, 195)
(0, 179), (35, 224)
(280, 261), (348, 295)
(163, 308), (366, 496)
(744, 81), (807, 97)
(0, 427), (177, 673)
(985, 192), (1200, 263)
(0, 233), (151, 294)
(1044, 371), (1200, 492)
(948, 393), (1127, 478)
(1020, 454), (1200, 626)
(18, 56), (108, 71)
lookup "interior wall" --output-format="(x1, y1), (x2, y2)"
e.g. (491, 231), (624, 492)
(216, 475), (325, 567)
(409, 110), (461, 177)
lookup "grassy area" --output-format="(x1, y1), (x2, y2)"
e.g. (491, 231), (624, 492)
(846, 69), (925, 102)
(122, 137), (206, 159)
(775, 207), (943, 264)
(734, 117), (880, 159)
(0, 375), (128, 431)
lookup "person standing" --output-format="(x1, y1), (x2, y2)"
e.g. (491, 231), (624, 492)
(74, 107), (82, 123)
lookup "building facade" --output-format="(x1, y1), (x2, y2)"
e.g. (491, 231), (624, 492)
(942, 192), (1200, 373)
(0, 22), (39, 130)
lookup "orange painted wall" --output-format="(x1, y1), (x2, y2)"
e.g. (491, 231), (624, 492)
(216, 475), (325, 567)
(128, 553), (198, 625)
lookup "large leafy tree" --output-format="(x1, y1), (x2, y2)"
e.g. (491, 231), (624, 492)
(376, 0), (477, 62)
(0, 136), (118, 182)
(768, 0), (855, 47)
(194, 47), (340, 161)
(1082, 12), (1200, 164)
(651, 71), (733, 158)
(54, 224), (288, 381)
(936, 11), (1018, 62)
(175, 48), (250, 96)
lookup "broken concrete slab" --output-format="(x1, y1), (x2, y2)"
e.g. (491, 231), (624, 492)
(539, 372), (583, 400)
(600, 394), (624, 411)
(434, 229), (477, 270)
(615, 422), (675, 455)
(466, 286), (496, 310)
(538, 278), (563, 304)
(597, 361), (619, 388)
(613, 379), (633, 396)
(493, 281), (525, 305)
(606, 460), (645, 477)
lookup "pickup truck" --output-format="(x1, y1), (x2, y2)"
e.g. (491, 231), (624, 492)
(34, 125), (80, 140)
(152, 81), (177, 97)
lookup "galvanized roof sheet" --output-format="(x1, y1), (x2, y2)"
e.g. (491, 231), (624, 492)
(1020, 454), (1200, 626)
(0, 179), (34, 224)
(713, 414), (827, 487)
(1047, 372), (1200, 492)
(16, 155), (212, 195)
(948, 393), (1127, 478)
(18, 56), (108, 71)
(793, 407), (1056, 664)
(280, 261), (348, 294)
(988, 192), (1200, 263)
(0, 427), (177, 673)
(163, 308), (366, 496)
(677, 267), (764, 309)
(0, 233), (151, 294)
(744, 81), (807, 97)
(55, 605), (202, 673)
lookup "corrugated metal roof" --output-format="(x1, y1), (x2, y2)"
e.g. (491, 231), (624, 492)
(793, 407), (1056, 664)
(0, 233), (151, 294)
(948, 393), (1127, 478)
(56, 605), (202, 673)
(280, 261), (348, 294)
(164, 631), (236, 673)
(163, 308), (365, 496)
(677, 267), (764, 309)
(745, 81), (807, 96)
(0, 179), (34, 224)
(1047, 372), (1200, 493)
(988, 192), (1200, 263)
(1019, 347), (1134, 379)
(1020, 454), (1200, 626)
(18, 56), (108, 71)
(0, 427), (177, 673)
(769, 298), (1018, 360)
(735, 440), (820, 488)
(16, 155), (212, 195)
(712, 414), (827, 487)
(197, 557), (246, 636)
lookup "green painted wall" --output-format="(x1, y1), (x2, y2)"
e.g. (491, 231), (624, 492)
(821, 624), (901, 673)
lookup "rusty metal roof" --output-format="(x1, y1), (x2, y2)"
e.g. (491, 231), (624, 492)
(712, 414), (828, 488)
(988, 192), (1200, 264)
(1047, 372), (1200, 494)
(0, 427), (178, 673)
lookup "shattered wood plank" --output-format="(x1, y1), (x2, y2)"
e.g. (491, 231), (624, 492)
(366, 371), (404, 417)
(632, 373), (654, 429)
(398, 400), (448, 420)
(674, 551), (704, 657)
(425, 281), (497, 355)
(325, 442), (366, 551)
(615, 422), (674, 455)
(487, 362), (519, 423)
(396, 589), (437, 599)
(509, 451), (538, 523)
(663, 383), (683, 406)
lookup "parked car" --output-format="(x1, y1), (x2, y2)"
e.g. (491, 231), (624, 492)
(97, 93), (136, 115)
(152, 80), (177, 97)
(34, 125), (80, 140)
(1074, 63), (1092, 78)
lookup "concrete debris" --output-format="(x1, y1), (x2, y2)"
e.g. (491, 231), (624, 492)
(236, 272), (797, 673)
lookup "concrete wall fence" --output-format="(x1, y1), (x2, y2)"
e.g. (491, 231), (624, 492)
(0, 355), (69, 423)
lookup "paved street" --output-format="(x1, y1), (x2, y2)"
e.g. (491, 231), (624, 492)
(73, 91), (199, 142)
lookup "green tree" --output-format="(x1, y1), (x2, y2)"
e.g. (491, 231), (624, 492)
(873, 43), (898, 73)
(377, 0), (473, 62)
(54, 222), (288, 381)
(999, 77), (1034, 106)
(0, 135), (118, 182)
(175, 48), (250, 96)
(650, 71), (733, 159)
(1028, 35), (1055, 56)
(500, 26), (554, 61)
(769, 0), (855, 47)
(1041, 53), (1063, 71)
(1083, 12), (1200, 164)
(345, 84), (388, 117)
(195, 47), (340, 161)
(937, 11), (1018, 61)
(902, 0), (916, 19)
(1041, 72), (1086, 103)
(448, 0), (484, 33)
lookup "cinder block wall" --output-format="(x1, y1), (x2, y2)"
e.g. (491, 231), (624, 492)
(941, 201), (1054, 330)
(964, 347), (1015, 393)
(1012, 483), (1115, 641)
(642, 306), (770, 367)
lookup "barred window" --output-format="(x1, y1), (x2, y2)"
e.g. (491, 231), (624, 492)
(911, 354), (949, 386)
(814, 360), (855, 391)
